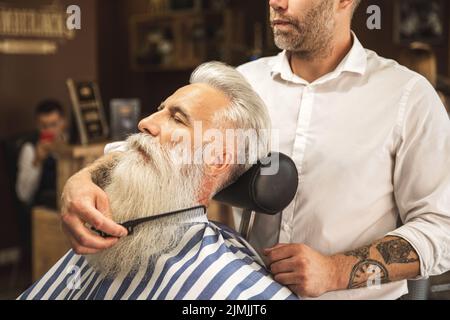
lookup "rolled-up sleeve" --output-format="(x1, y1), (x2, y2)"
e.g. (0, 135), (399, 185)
(388, 77), (450, 278)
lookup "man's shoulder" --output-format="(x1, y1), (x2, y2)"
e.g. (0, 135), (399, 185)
(237, 54), (281, 78)
(20, 141), (35, 151)
(365, 48), (424, 86)
(365, 49), (445, 121)
(17, 141), (36, 160)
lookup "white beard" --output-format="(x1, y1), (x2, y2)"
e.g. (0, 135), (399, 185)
(85, 134), (205, 278)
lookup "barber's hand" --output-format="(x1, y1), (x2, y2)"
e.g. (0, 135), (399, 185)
(264, 243), (340, 298)
(60, 170), (128, 255)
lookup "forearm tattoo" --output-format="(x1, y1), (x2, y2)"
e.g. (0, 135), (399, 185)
(344, 237), (419, 289)
(376, 238), (419, 265)
(344, 245), (370, 260)
(348, 259), (389, 289)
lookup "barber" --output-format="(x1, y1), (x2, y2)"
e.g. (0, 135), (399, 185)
(59, 0), (450, 299)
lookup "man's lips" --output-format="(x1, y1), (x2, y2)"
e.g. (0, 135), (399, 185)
(272, 19), (290, 25)
(271, 19), (297, 30)
(272, 19), (295, 25)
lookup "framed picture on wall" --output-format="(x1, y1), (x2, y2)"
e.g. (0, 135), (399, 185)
(394, 0), (445, 45)
(67, 79), (109, 145)
(110, 99), (141, 141)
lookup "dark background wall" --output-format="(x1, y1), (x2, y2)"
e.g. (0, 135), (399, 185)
(96, 0), (269, 121)
(0, 0), (98, 140)
(97, 0), (189, 121)
(354, 0), (449, 76)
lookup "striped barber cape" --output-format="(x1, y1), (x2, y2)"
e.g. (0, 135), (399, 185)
(18, 211), (299, 300)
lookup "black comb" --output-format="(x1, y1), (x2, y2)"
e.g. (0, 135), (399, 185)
(91, 205), (206, 238)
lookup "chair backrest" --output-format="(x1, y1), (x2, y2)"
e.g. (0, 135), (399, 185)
(213, 152), (298, 214)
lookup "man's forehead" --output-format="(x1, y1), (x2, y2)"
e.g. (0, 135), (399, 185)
(164, 83), (230, 112)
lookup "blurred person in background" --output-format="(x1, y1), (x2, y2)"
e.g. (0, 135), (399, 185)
(16, 100), (67, 209)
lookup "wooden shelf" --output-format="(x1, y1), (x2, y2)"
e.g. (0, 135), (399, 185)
(129, 8), (246, 71)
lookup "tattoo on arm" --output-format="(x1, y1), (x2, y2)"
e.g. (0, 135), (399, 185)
(343, 237), (419, 290)
(376, 238), (419, 265)
(348, 259), (389, 289)
(344, 245), (370, 260)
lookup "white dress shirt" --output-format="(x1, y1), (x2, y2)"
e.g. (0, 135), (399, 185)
(105, 34), (450, 300)
(236, 34), (450, 299)
(16, 142), (42, 204)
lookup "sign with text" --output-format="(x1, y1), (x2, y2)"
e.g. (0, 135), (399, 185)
(0, 1), (80, 54)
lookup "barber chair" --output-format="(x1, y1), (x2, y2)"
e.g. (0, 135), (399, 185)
(213, 152), (298, 240)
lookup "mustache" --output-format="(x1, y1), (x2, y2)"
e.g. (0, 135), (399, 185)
(125, 133), (174, 173)
(126, 133), (178, 158)
(127, 133), (158, 154)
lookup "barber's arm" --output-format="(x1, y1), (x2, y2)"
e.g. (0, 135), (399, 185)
(265, 236), (419, 297)
(60, 151), (128, 254)
(266, 78), (450, 298)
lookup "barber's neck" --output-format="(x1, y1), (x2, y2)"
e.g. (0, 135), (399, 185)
(289, 29), (353, 84)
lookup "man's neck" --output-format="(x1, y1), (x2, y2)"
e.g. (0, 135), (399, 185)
(289, 30), (353, 83)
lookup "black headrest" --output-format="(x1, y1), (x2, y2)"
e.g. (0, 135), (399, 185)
(213, 152), (298, 215)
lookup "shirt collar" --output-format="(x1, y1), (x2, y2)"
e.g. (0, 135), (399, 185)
(270, 31), (367, 85)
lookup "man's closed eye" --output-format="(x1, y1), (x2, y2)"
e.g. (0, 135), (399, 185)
(173, 115), (186, 125)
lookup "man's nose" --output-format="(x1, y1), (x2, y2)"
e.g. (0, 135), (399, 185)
(138, 116), (161, 137)
(269, 0), (288, 11)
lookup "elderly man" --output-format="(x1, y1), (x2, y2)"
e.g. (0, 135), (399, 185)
(18, 62), (297, 300)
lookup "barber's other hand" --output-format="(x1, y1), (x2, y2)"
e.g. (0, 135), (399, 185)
(264, 243), (340, 298)
(60, 169), (128, 255)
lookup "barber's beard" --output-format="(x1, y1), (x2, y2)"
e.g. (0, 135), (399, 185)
(85, 133), (205, 278)
(271, 0), (335, 60)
